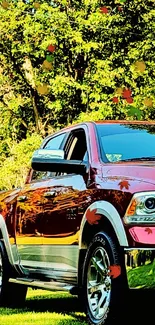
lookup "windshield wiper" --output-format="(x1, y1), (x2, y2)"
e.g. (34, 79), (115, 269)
(121, 156), (155, 162)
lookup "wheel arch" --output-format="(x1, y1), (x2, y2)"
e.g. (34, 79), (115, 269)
(78, 201), (128, 288)
(0, 214), (19, 269)
(79, 201), (128, 249)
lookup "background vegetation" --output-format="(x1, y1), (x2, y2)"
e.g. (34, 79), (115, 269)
(0, 0), (154, 189)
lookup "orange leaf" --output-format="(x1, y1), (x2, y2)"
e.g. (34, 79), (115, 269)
(118, 180), (130, 190)
(134, 61), (146, 73)
(126, 97), (133, 104)
(1, 1), (9, 9)
(86, 208), (101, 225)
(33, 2), (40, 9)
(47, 44), (56, 53)
(144, 98), (153, 107)
(42, 60), (53, 71)
(116, 87), (123, 95)
(37, 84), (49, 95)
(122, 88), (132, 99)
(112, 97), (119, 103)
(100, 7), (108, 14)
(145, 228), (153, 235)
(109, 265), (121, 278)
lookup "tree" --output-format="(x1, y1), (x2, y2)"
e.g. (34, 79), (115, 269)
(0, 133), (42, 190)
(0, 0), (154, 138)
(0, 0), (154, 189)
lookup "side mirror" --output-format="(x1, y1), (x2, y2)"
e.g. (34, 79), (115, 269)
(31, 149), (88, 175)
(32, 149), (65, 160)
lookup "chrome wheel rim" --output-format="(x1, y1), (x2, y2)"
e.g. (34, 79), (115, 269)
(87, 247), (111, 320)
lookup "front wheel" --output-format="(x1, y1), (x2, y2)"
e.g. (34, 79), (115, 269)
(82, 232), (127, 325)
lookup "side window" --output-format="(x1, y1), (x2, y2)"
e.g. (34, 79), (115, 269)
(65, 129), (88, 162)
(32, 133), (66, 181)
(44, 133), (66, 150)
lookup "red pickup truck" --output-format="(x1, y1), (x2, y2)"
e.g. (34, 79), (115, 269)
(0, 120), (155, 324)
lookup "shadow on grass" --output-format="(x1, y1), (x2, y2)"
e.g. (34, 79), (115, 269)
(25, 292), (86, 322)
(26, 294), (82, 312)
(1, 288), (154, 324)
(25, 288), (155, 324)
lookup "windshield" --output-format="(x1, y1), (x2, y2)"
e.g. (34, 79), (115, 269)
(96, 123), (155, 163)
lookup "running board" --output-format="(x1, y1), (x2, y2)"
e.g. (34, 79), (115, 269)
(9, 277), (77, 294)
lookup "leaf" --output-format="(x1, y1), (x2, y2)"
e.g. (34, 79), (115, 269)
(112, 96), (119, 103)
(1, 1), (9, 9)
(118, 180), (130, 190)
(42, 60), (53, 71)
(100, 7), (108, 14)
(134, 61), (146, 73)
(126, 97), (133, 104)
(33, 2), (40, 9)
(115, 87), (123, 95)
(46, 54), (54, 62)
(109, 265), (121, 279)
(126, 106), (142, 119)
(145, 228), (153, 235)
(144, 98), (153, 107)
(47, 44), (56, 53)
(86, 208), (101, 225)
(122, 88), (132, 99)
(37, 84), (49, 95)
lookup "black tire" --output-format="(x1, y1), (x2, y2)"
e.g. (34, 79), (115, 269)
(81, 232), (127, 325)
(0, 244), (27, 307)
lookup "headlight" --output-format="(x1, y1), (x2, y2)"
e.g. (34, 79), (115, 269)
(124, 192), (155, 225)
(145, 197), (155, 210)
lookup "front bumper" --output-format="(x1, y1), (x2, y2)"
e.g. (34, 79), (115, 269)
(124, 248), (155, 289)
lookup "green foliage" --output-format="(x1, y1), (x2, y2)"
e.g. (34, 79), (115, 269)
(128, 260), (155, 289)
(0, 0), (154, 188)
(0, 0), (154, 134)
(0, 133), (42, 190)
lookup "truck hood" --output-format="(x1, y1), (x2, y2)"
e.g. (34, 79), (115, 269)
(100, 161), (155, 192)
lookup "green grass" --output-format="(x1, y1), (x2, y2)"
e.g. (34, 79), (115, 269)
(1, 264), (155, 325)
(128, 260), (155, 289)
(0, 289), (87, 325)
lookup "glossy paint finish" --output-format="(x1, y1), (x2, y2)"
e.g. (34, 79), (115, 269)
(16, 173), (88, 271)
(0, 121), (155, 285)
(42, 174), (86, 239)
(16, 182), (45, 245)
(81, 201), (129, 247)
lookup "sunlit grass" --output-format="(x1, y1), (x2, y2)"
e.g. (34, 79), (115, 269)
(0, 289), (87, 325)
(1, 264), (155, 325)
(128, 260), (155, 289)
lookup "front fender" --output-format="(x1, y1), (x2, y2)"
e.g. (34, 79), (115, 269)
(0, 214), (19, 267)
(79, 201), (129, 248)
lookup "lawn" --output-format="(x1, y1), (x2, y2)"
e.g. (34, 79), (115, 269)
(0, 289), (87, 325)
(128, 260), (155, 289)
(1, 263), (155, 325)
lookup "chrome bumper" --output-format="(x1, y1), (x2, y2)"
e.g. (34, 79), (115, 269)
(124, 249), (155, 289)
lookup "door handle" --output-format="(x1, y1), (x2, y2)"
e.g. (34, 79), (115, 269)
(43, 191), (56, 198)
(17, 195), (28, 202)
